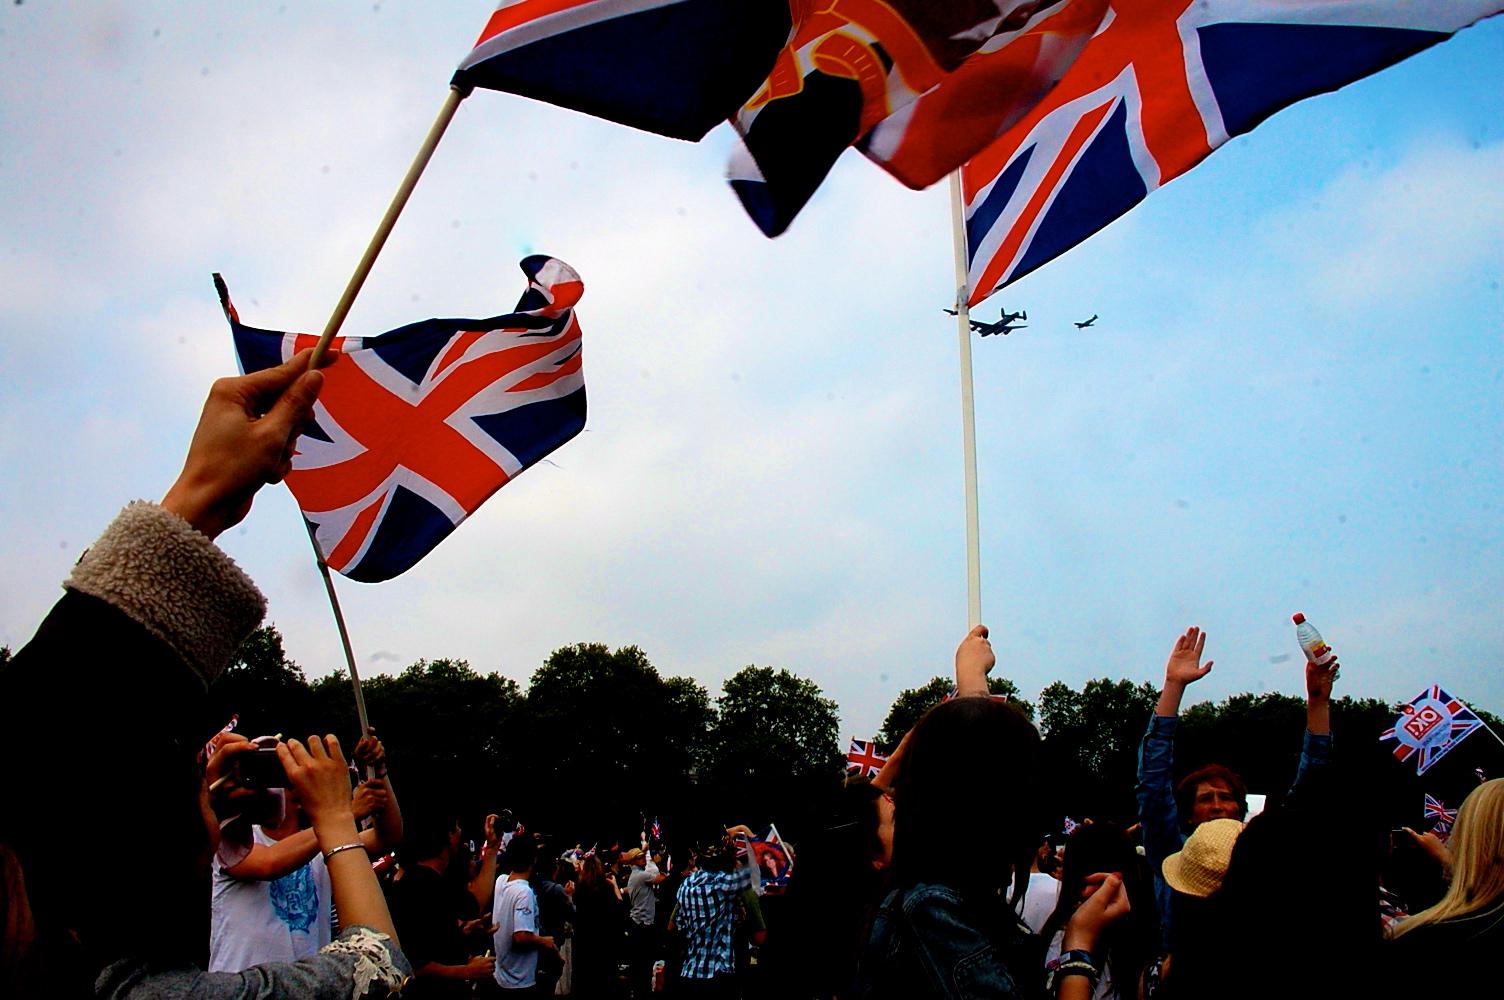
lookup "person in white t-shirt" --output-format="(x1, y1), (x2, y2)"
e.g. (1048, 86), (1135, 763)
(209, 731), (402, 971)
(492, 837), (558, 994)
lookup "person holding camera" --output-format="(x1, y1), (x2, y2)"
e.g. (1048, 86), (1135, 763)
(0, 349), (411, 998)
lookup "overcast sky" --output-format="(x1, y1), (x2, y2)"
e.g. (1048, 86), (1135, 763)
(2, 4), (1500, 743)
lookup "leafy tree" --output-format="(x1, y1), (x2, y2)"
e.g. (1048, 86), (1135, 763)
(518, 643), (713, 841)
(879, 675), (1033, 747)
(206, 625), (318, 739)
(1036, 678), (1159, 822)
(707, 666), (842, 835)
(311, 657), (523, 817)
(0, 645), (10, 666)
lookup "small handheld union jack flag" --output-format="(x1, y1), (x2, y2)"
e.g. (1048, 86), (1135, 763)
(1422, 793), (1458, 841)
(1380, 685), (1484, 776)
(846, 738), (889, 779)
(223, 256), (586, 583)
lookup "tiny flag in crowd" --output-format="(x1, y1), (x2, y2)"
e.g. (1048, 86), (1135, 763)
(223, 256), (586, 583)
(959, 0), (1504, 305)
(199, 714), (239, 765)
(1062, 816), (1080, 836)
(1380, 684), (1484, 776)
(651, 816), (662, 841)
(847, 738), (889, 779)
(1422, 793), (1457, 840)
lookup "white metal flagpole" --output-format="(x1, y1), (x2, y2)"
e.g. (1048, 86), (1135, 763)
(948, 170), (983, 629)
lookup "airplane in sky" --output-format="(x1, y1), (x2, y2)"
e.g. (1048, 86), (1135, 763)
(1074, 314), (1098, 328)
(943, 306), (1027, 337)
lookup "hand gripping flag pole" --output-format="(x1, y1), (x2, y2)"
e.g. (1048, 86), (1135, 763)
(949, 171), (983, 629)
(299, 84), (470, 739)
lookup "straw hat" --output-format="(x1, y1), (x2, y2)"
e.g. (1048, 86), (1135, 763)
(1161, 818), (1242, 897)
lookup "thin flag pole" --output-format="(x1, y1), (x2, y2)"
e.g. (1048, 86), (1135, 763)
(296, 84), (469, 737)
(304, 522), (371, 737)
(306, 84), (469, 370)
(948, 171), (983, 628)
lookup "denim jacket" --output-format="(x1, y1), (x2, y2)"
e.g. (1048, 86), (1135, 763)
(857, 883), (1043, 999)
(1135, 713), (1332, 949)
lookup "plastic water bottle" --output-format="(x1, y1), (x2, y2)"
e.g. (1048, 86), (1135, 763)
(1292, 613), (1336, 666)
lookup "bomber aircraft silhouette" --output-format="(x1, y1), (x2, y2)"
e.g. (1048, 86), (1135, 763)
(1074, 314), (1098, 328)
(943, 306), (1027, 337)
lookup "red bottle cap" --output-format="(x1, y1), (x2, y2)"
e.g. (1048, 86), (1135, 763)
(1292, 612), (1306, 624)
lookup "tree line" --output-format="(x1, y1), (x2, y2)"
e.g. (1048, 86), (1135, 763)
(3, 636), (1496, 845)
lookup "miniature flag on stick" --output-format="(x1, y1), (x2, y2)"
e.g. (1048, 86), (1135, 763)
(223, 256), (587, 583)
(1380, 685), (1484, 775)
(847, 738), (889, 778)
(1422, 793), (1458, 840)
(747, 824), (795, 895)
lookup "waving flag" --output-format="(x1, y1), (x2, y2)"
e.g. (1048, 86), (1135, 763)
(1381, 685), (1484, 775)
(731, 0), (1109, 236)
(747, 824), (795, 895)
(846, 737), (889, 778)
(451, 0), (792, 141)
(1422, 794), (1457, 840)
(961, 0), (1504, 305)
(223, 256), (586, 583)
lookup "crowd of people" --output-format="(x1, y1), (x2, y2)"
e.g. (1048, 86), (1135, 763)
(1, 354), (1501, 1000)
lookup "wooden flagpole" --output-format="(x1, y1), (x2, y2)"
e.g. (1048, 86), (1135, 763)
(307, 84), (469, 370)
(299, 84), (470, 734)
(948, 171), (983, 629)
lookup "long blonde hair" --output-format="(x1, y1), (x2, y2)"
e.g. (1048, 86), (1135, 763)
(1390, 779), (1504, 938)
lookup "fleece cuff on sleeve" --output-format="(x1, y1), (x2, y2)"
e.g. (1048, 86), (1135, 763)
(66, 501), (267, 687)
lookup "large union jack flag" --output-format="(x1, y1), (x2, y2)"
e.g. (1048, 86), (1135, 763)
(961, 0), (1504, 305)
(1380, 684), (1484, 775)
(451, 0), (793, 141)
(222, 256), (586, 583)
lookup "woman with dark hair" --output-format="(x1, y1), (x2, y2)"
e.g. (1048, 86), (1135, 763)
(1041, 824), (1157, 999)
(857, 626), (1133, 1000)
(570, 855), (626, 998)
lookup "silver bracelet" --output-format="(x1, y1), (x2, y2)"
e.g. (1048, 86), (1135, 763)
(323, 841), (366, 861)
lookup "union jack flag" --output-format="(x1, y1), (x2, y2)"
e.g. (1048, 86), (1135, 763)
(748, 823), (795, 895)
(960, 0), (1504, 305)
(1380, 684), (1484, 776)
(846, 737), (889, 778)
(729, 1), (1107, 236)
(223, 256), (586, 583)
(1422, 793), (1457, 839)
(451, 0), (793, 141)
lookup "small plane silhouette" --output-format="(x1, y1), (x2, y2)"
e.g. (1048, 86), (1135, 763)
(943, 306), (1027, 336)
(1074, 314), (1098, 329)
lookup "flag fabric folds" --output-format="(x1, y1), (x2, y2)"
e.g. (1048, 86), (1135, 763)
(846, 737), (889, 778)
(451, 0), (793, 141)
(1380, 684), (1484, 776)
(730, 0), (1109, 236)
(747, 824), (795, 895)
(1422, 793), (1457, 839)
(222, 256), (587, 583)
(961, 0), (1504, 305)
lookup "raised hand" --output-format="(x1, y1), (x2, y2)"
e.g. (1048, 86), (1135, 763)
(1305, 657), (1339, 701)
(161, 347), (334, 539)
(351, 780), (389, 821)
(1061, 872), (1130, 953)
(1165, 627), (1213, 688)
(277, 735), (356, 832)
(955, 624), (996, 697)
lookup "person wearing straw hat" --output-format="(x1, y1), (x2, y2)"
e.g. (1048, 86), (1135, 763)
(1160, 819), (1242, 900)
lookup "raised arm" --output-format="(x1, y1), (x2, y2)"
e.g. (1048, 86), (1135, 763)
(1154, 626), (1213, 718)
(279, 735), (399, 945)
(1290, 656), (1337, 798)
(469, 813), (503, 912)
(352, 729), (403, 852)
